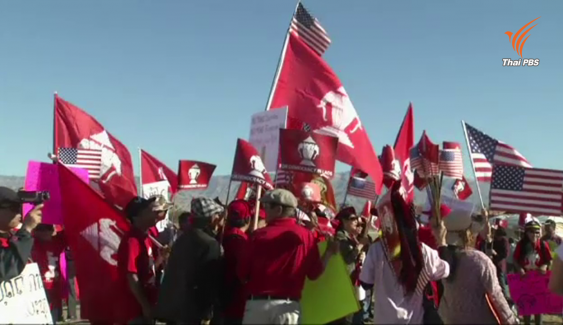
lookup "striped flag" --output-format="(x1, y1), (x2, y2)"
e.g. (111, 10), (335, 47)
(439, 142), (463, 179)
(289, 3), (331, 55)
(490, 165), (563, 216)
(463, 122), (531, 182)
(58, 147), (102, 179)
(347, 172), (377, 200)
(274, 170), (294, 186)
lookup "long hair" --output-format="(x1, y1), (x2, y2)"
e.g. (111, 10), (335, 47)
(517, 231), (535, 265)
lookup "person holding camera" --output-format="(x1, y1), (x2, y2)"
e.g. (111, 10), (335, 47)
(0, 187), (43, 282)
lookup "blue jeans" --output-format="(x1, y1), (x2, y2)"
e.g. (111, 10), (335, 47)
(351, 288), (372, 324)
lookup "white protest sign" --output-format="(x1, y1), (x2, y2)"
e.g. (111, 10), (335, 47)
(248, 107), (288, 172)
(0, 263), (53, 324)
(142, 180), (170, 199)
(142, 180), (172, 232)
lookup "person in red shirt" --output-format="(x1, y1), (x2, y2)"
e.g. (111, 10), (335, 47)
(31, 223), (66, 322)
(513, 218), (552, 325)
(238, 189), (339, 324)
(223, 200), (251, 325)
(117, 196), (168, 324)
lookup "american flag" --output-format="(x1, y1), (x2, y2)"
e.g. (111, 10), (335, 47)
(290, 3), (331, 55)
(347, 174), (377, 200)
(464, 122), (531, 182)
(410, 146), (440, 177)
(274, 170), (294, 186)
(58, 147), (103, 179)
(439, 142), (463, 179)
(490, 165), (563, 216)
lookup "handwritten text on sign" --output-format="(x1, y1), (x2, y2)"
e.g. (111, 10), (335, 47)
(248, 107), (288, 172)
(0, 263), (53, 324)
(507, 270), (563, 316)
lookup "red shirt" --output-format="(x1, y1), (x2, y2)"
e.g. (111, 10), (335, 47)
(117, 228), (158, 321)
(31, 233), (67, 309)
(238, 218), (323, 300)
(222, 227), (249, 318)
(513, 240), (552, 270)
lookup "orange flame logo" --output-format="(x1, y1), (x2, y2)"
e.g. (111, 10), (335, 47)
(505, 17), (540, 58)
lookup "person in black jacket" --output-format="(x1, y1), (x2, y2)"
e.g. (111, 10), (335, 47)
(0, 187), (43, 282)
(156, 197), (224, 324)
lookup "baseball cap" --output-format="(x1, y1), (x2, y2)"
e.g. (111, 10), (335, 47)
(124, 196), (157, 220)
(227, 200), (251, 221)
(0, 187), (20, 206)
(260, 189), (298, 208)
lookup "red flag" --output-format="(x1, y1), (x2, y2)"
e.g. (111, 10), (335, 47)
(270, 33), (382, 193)
(54, 95), (137, 208)
(361, 200), (372, 218)
(235, 182), (257, 201)
(231, 139), (274, 189)
(379, 145), (400, 188)
(452, 176), (473, 200)
(279, 129), (338, 178)
(140, 149), (178, 197)
(177, 160), (216, 190)
(58, 163), (131, 322)
(393, 104), (415, 203)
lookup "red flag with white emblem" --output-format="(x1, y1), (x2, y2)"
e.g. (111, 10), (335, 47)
(452, 176), (473, 200)
(269, 33), (383, 194)
(58, 163), (132, 322)
(278, 129), (338, 178)
(54, 95), (137, 208)
(231, 139), (274, 189)
(177, 160), (216, 191)
(140, 149), (178, 198)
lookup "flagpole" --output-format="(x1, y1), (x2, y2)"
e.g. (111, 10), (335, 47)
(263, 0), (301, 111)
(460, 120), (486, 210)
(52, 91), (58, 162)
(341, 168), (352, 208)
(138, 147), (143, 197)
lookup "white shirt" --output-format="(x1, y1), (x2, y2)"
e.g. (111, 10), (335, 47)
(360, 242), (450, 324)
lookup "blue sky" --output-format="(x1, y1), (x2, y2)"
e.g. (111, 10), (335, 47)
(1, 1), (562, 177)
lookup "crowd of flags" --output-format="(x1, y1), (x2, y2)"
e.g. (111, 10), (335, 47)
(51, 2), (560, 217)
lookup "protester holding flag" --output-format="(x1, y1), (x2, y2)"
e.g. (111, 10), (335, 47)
(117, 196), (167, 324)
(238, 189), (339, 325)
(359, 182), (450, 324)
(0, 187), (43, 282)
(156, 198), (224, 324)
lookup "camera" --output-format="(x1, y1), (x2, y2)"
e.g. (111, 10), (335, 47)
(17, 190), (50, 204)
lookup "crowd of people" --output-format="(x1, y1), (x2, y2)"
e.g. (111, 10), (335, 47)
(2, 182), (563, 324)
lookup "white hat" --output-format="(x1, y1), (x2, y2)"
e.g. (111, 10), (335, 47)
(441, 196), (482, 246)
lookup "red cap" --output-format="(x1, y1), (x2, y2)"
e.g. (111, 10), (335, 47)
(228, 200), (251, 221)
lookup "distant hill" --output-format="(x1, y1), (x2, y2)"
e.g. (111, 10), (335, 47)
(0, 173), (488, 211)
